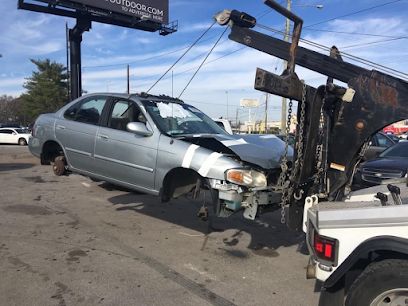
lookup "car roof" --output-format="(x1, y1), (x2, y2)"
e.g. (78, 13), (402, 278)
(82, 92), (184, 104)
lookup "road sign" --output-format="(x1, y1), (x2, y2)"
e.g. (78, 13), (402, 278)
(240, 98), (259, 108)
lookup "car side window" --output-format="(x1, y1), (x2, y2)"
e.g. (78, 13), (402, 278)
(108, 100), (146, 131)
(0, 129), (13, 134)
(64, 96), (107, 125)
(377, 134), (394, 147)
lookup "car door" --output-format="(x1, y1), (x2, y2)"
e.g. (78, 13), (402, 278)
(0, 129), (15, 144)
(55, 95), (108, 173)
(93, 98), (159, 191)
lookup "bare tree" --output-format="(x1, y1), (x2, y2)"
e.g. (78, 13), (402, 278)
(0, 95), (24, 125)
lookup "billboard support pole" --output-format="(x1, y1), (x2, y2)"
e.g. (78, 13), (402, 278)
(69, 18), (91, 101)
(17, 0), (177, 100)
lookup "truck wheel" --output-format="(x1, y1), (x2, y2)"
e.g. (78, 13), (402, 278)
(18, 138), (27, 146)
(53, 156), (66, 176)
(346, 259), (408, 306)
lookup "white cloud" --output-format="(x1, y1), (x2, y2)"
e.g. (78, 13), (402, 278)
(1, 2), (407, 121)
(0, 77), (26, 88)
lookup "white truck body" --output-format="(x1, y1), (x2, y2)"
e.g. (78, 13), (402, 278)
(305, 184), (408, 305)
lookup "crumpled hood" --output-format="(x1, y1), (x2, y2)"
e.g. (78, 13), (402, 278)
(182, 133), (293, 170)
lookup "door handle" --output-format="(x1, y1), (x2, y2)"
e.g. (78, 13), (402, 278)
(56, 125), (66, 130)
(99, 134), (109, 140)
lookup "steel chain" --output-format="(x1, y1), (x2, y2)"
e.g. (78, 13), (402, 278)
(279, 82), (307, 224)
(277, 98), (293, 223)
(314, 111), (325, 185)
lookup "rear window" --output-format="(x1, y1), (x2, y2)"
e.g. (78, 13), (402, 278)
(64, 96), (107, 125)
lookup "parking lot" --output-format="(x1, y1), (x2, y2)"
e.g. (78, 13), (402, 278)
(0, 146), (319, 306)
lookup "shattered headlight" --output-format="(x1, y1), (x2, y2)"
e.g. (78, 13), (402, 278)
(225, 169), (267, 188)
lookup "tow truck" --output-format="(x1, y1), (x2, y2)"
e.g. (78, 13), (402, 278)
(214, 1), (408, 305)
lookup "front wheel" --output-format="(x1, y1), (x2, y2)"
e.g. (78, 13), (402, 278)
(53, 156), (66, 176)
(18, 138), (27, 146)
(346, 259), (408, 306)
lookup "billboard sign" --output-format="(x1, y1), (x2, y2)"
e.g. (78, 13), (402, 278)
(240, 98), (259, 108)
(69, 0), (168, 24)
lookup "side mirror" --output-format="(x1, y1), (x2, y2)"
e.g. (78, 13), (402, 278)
(126, 122), (153, 137)
(12, 132), (17, 135)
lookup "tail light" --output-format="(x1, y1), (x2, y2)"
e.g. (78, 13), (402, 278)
(313, 231), (338, 263)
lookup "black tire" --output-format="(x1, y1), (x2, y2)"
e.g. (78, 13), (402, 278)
(53, 156), (66, 176)
(346, 259), (408, 306)
(18, 138), (27, 146)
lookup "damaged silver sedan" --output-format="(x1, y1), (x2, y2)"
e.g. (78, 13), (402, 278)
(29, 93), (291, 219)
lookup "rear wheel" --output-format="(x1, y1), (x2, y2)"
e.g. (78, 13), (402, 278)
(53, 156), (66, 176)
(346, 259), (408, 306)
(18, 138), (27, 146)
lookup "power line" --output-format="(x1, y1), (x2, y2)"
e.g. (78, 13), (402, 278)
(305, 0), (404, 28)
(341, 37), (406, 50)
(147, 21), (217, 93)
(256, 23), (408, 79)
(165, 0), (408, 84)
(90, 31), (406, 90)
(84, 1), (408, 89)
(303, 28), (408, 39)
(82, 6), (281, 70)
(178, 27), (229, 98)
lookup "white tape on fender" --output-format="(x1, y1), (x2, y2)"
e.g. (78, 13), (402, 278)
(221, 138), (247, 147)
(198, 152), (223, 177)
(182, 144), (199, 168)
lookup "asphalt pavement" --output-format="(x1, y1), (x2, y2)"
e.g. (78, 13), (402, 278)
(0, 145), (320, 306)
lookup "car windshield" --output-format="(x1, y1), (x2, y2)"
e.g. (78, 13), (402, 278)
(15, 128), (27, 134)
(379, 142), (408, 158)
(142, 100), (228, 136)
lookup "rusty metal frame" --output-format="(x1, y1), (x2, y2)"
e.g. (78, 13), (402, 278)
(263, 0), (303, 74)
(218, 0), (408, 230)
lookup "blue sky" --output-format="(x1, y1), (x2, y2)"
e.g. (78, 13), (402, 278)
(0, 0), (407, 121)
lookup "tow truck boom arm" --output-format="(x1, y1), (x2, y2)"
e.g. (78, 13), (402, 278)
(216, 1), (408, 230)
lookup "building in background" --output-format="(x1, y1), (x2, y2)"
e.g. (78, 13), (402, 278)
(383, 120), (408, 134)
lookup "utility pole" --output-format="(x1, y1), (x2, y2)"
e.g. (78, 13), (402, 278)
(264, 94), (268, 133)
(281, 0), (291, 134)
(127, 64), (130, 94)
(65, 22), (70, 102)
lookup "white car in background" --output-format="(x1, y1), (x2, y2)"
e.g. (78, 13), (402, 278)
(212, 118), (233, 134)
(0, 128), (31, 145)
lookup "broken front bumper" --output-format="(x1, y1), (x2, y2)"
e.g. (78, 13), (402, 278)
(209, 179), (281, 220)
